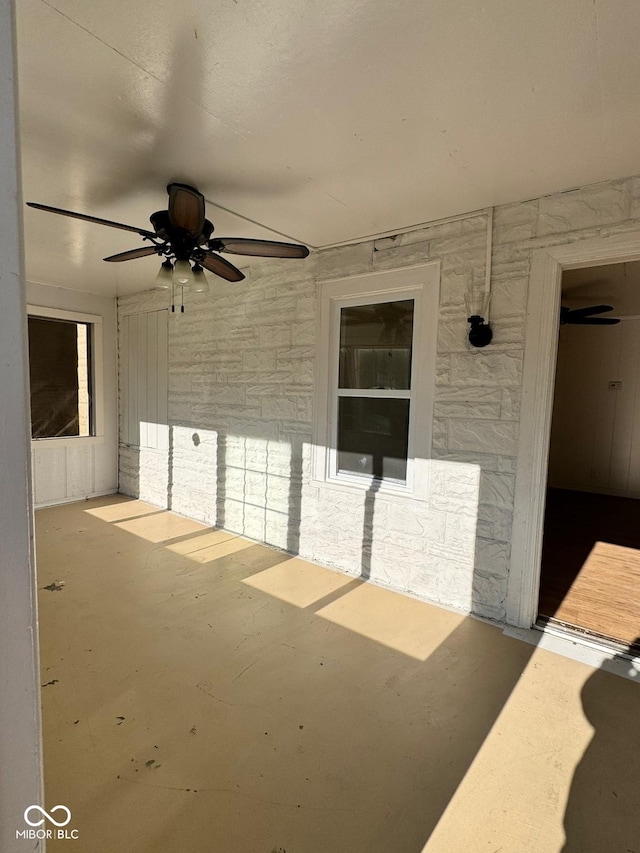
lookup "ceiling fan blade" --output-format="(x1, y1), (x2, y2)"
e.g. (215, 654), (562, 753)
(26, 202), (157, 238)
(567, 317), (621, 325)
(200, 251), (245, 282)
(212, 237), (310, 259)
(103, 246), (160, 262)
(564, 304), (614, 319)
(167, 183), (205, 237)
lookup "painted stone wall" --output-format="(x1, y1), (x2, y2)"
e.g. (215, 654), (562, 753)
(118, 174), (640, 622)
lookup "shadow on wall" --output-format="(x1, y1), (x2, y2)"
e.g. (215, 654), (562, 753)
(357, 451), (506, 622)
(471, 465), (512, 622)
(216, 431), (226, 531)
(361, 477), (382, 581)
(120, 426), (511, 621)
(287, 437), (303, 556)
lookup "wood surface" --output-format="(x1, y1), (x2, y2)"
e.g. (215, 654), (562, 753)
(539, 488), (640, 648)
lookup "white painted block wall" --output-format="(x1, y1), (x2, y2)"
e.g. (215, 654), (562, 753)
(118, 173), (640, 623)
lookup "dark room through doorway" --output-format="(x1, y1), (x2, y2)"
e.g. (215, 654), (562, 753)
(538, 262), (640, 649)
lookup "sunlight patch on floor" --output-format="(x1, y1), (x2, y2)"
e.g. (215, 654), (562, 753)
(315, 582), (465, 661)
(242, 559), (355, 608)
(84, 499), (161, 523)
(114, 511), (204, 543)
(166, 529), (242, 559)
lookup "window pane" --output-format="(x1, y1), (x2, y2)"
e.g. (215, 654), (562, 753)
(339, 299), (414, 390)
(28, 317), (92, 438)
(338, 397), (409, 481)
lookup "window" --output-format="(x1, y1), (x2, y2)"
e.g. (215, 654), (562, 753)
(313, 263), (440, 500)
(337, 299), (414, 481)
(27, 307), (103, 442)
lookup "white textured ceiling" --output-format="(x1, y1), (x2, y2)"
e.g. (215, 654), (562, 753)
(16, 0), (640, 296)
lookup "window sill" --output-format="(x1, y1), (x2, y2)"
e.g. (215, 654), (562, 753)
(31, 435), (104, 448)
(312, 471), (427, 502)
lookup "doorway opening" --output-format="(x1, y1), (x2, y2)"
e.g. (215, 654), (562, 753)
(537, 262), (640, 650)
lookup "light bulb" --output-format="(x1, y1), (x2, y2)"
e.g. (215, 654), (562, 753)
(173, 259), (194, 287)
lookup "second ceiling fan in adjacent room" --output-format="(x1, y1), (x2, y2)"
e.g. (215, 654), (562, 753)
(560, 304), (621, 325)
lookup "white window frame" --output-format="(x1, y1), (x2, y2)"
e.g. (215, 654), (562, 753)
(312, 262), (440, 501)
(27, 305), (104, 446)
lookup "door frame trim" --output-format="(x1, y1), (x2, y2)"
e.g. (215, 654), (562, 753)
(507, 231), (640, 628)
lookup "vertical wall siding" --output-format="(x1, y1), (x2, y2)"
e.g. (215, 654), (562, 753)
(119, 308), (170, 507)
(118, 173), (640, 622)
(121, 310), (169, 450)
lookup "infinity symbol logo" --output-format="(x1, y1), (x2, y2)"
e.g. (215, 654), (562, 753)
(24, 805), (72, 827)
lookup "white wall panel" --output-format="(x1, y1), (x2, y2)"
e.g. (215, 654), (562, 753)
(32, 444), (66, 505)
(630, 356), (640, 493)
(549, 319), (640, 496)
(146, 310), (158, 449)
(94, 446), (116, 494)
(126, 313), (139, 446)
(138, 311), (148, 447)
(122, 309), (168, 451)
(157, 310), (169, 451)
(611, 324), (640, 489)
(66, 444), (95, 498)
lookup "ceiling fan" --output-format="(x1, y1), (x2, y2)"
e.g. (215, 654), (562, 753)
(26, 183), (310, 289)
(560, 304), (621, 325)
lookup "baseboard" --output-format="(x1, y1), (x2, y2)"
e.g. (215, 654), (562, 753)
(547, 484), (640, 500)
(34, 489), (119, 509)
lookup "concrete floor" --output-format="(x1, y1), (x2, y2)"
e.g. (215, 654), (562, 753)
(36, 495), (640, 853)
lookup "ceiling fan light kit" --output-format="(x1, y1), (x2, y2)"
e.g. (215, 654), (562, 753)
(172, 259), (194, 286)
(191, 264), (209, 294)
(154, 259), (174, 290)
(26, 182), (310, 312)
